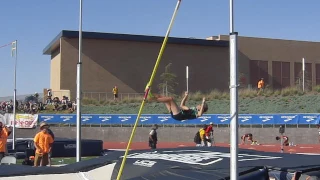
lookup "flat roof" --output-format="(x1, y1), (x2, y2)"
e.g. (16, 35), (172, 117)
(43, 30), (229, 55)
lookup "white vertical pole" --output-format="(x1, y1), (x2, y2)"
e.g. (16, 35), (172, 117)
(229, 0), (239, 179)
(302, 58), (305, 92)
(12, 40), (17, 150)
(76, 0), (83, 162)
(186, 66), (189, 92)
(166, 81), (168, 96)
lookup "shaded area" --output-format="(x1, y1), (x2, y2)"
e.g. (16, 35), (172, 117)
(6, 138), (103, 159)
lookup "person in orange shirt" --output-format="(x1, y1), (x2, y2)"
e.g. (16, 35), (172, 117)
(33, 122), (54, 167)
(0, 122), (11, 161)
(257, 78), (265, 95)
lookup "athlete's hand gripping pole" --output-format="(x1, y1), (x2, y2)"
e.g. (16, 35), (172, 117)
(116, 1), (182, 179)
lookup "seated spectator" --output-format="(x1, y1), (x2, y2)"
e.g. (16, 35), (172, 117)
(22, 156), (34, 166)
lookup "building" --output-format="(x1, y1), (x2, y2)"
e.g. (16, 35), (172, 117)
(43, 30), (320, 100)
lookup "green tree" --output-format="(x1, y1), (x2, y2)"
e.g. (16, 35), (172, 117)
(158, 63), (178, 95)
(239, 72), (248, 89)
(295, 70), (312, 91)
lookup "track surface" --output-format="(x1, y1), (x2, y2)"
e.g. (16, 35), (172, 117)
(103, 142), (320, 154)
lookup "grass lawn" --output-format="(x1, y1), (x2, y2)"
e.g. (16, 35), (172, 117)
(32, 86), (320, 114)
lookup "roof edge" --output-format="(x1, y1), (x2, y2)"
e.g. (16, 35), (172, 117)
(43, 30), (229, 55)
(43, 31), (64, 55)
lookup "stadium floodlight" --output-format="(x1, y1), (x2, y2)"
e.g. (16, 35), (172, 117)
(229, 0), (239, 179)
(76, 0), (83, 162)
(11, 40), (17, 150)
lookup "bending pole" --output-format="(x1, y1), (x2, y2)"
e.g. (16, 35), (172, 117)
(229, 0), (239, 179)
(116, 0), (182, 179)
(76, 0), (83, 162)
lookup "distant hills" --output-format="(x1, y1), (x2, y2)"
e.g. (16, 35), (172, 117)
(0, 93), (44, 102)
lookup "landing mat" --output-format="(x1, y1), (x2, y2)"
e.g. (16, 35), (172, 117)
(110, 146), (320, 180)
(0, 146), (320, 179)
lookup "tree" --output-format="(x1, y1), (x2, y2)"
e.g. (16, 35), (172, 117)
(239, 72), (248, 89)
(158, 63), (178, 95)
(25, 94), (39, 103)
(295, 70), (312, 91)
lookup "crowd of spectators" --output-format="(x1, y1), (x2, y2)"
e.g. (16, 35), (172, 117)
(0, 91), (76, 114)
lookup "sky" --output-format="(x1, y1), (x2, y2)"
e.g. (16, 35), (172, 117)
(0, 0), (319, 97)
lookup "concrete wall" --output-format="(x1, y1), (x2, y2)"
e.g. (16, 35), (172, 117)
(12, 127), (319, 145)
(50, 48), (61, 91)
(217, 35), (320, 87)
(58, 37), (244, 100)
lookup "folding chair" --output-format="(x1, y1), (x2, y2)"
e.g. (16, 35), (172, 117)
(0, 156), (17, 165)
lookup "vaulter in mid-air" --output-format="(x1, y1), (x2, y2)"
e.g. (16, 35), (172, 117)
(147, 91), (208, 121)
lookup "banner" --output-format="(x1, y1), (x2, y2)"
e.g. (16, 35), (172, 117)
(38, 114), (320, 125)
(5, 113), (38, 129)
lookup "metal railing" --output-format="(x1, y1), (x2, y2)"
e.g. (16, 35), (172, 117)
(82, 92), (144, 101)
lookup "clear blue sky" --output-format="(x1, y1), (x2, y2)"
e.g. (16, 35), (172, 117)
(0, 0), (319, 97)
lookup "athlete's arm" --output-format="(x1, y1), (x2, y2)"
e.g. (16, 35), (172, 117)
(197, 97), (206, 117)
(180, 91), (190, 110)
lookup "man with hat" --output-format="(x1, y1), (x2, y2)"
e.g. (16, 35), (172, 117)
(33, 122), (54, 167)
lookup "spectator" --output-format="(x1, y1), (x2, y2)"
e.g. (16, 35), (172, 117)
(112, 86), (119, 101)
(205, 122), (214, 146)
(200, 124), (207, 147)
(276, 135), (290, 146)
(149, 124), (158, 149)
(22, 156), (34, 166)
(257, 78), (265, 95)
(0, 122), (11, 161)
(46, 89), (52, 104)
(33, 122), (54, 167)
(194, 125), (207, 147)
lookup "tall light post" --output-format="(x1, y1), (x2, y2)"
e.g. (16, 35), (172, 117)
(229, 0), (239, 179)
(11, 40), (18, 150)
(76, 0), (83, 162)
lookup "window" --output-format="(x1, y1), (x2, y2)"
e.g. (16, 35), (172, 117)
(272, 61), (290, 89)
(250, 60), (269, 86)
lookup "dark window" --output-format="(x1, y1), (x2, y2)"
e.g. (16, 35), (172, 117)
(272, 61), (291, 89)
(316, 64), (320, 85)
(250, 60), (269, 87)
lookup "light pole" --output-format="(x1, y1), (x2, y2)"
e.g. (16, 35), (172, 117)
(229, 0), (239, 179)
(76, 0), (83, 162)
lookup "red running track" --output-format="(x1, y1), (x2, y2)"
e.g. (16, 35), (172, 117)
(103, 142), (320, 154)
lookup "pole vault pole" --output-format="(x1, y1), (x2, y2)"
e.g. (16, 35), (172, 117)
(116, 1), (182, 179)
(76, 0), (83, 162)
(229, 0), (239, 179)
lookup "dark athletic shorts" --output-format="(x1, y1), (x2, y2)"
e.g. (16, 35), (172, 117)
(170, 111), (185, 121)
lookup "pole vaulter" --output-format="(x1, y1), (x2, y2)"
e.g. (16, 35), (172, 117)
(116, 0), (182, 179)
